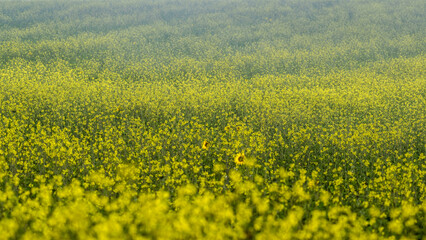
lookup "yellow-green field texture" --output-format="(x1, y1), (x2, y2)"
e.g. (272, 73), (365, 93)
(0, 0), (425, 239)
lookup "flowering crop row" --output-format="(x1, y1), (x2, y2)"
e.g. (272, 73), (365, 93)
(0, 0), (425, 239)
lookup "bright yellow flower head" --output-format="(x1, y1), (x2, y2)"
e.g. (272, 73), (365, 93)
(201, 141), (210, 150)
(234, 152), (245, 165)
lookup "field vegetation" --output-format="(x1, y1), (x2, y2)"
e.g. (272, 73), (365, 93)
(0, 0), (425, 239)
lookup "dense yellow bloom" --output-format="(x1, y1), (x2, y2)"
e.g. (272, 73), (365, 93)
(0, 0), (424, 239)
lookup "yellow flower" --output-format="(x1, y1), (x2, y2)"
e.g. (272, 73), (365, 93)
(234, 152), (245, 165)
(201, 141), (210, 150)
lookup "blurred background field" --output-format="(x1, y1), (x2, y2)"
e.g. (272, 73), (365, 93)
(0, 0), (425, 239)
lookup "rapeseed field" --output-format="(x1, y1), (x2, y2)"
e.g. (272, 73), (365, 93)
(0, 0), (425, 239)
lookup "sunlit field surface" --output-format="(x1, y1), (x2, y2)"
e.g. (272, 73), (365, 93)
(0, 0), (425, 239)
